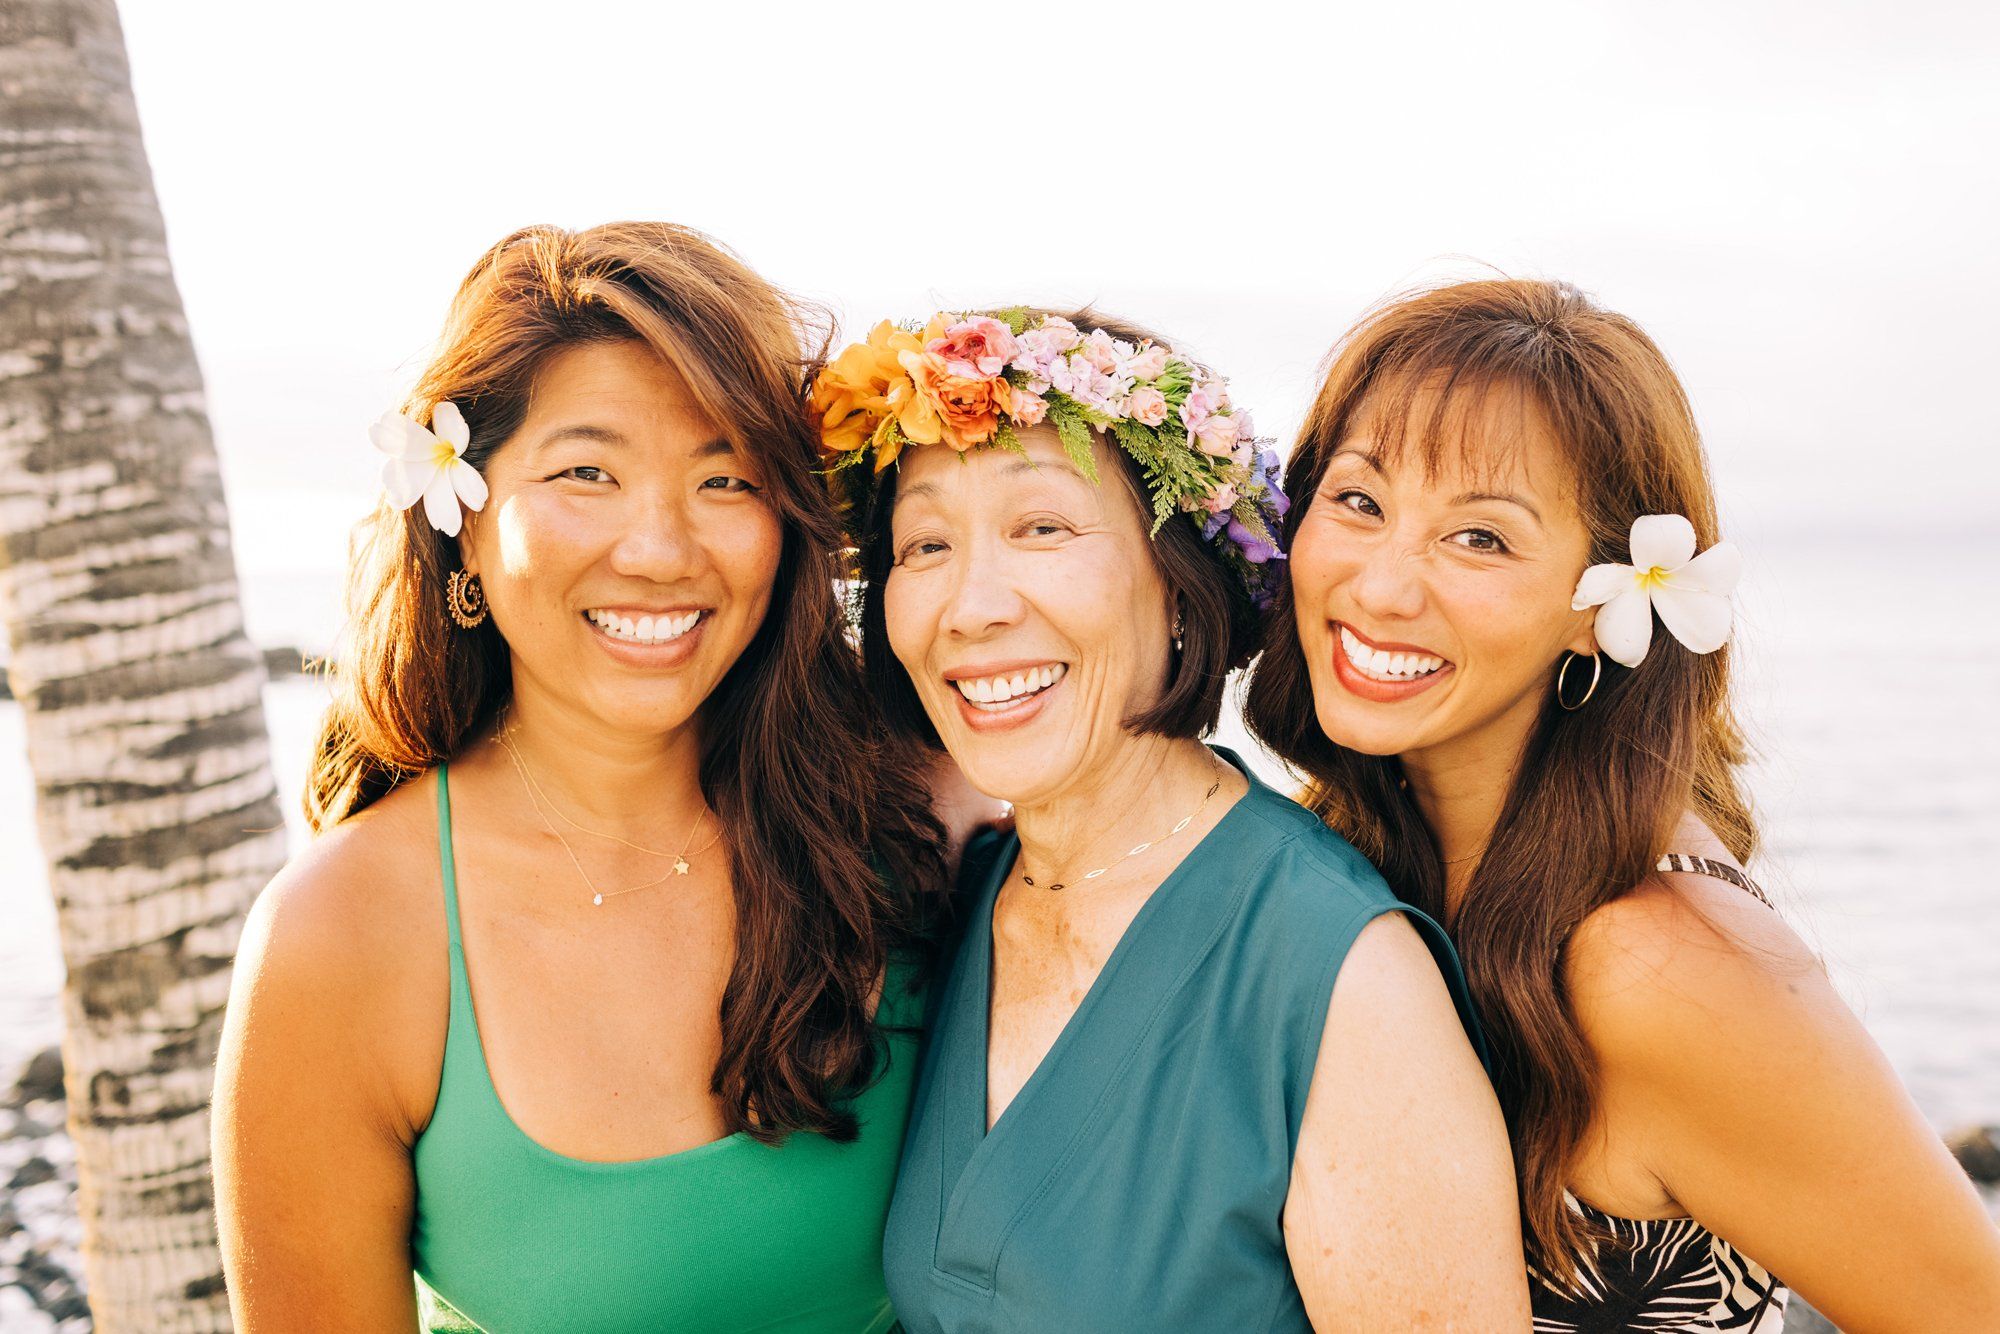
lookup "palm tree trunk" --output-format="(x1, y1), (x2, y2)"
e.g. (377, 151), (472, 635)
(0, 1), (284, 1327)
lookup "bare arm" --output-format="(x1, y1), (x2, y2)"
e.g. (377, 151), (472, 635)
(1285, 913), (1531, 1330)
(212, 832), (438, 1331)
(1573, 879), (2000, 1332)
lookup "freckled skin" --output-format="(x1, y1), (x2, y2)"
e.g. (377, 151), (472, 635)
(883, 427), (1244, 1129)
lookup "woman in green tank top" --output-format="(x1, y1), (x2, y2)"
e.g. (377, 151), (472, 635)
(212, 223), (954, 1331)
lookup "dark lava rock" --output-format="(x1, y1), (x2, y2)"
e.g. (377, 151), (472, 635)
(6, 1049), (63, 1108)
(1947, 1124), (2000, 1184)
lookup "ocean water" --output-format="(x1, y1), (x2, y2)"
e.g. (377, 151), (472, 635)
(2, 530), (1997, 1133)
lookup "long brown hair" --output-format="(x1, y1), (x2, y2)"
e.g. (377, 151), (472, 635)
(306, 221), (947, 1141)
(1244, 278), (1755, 1280)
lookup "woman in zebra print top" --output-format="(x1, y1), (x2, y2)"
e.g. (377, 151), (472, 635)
(1247, 279), (2000, 1330)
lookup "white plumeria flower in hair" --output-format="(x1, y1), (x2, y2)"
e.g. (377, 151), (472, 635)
(369, 400), (488, 537)
(1571, 514), (1742, 668)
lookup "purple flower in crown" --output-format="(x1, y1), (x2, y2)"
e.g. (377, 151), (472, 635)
(1227, 516), (1283, 564)
(1254, 446), (1289, 518)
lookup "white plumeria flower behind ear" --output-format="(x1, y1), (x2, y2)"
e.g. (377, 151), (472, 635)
(369, 400), (488, 537)
(1571, 514), (1743, 668)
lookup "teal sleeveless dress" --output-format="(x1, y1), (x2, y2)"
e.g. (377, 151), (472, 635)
(412, 764), (922, 1332)
(882, 749), (1479, 1332)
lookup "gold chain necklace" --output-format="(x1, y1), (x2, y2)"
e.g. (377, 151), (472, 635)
(1020, 759), (1226, 893)
(496, 719), (722, 907)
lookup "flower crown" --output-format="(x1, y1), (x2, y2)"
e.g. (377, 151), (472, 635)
(809, 309), (1288, 610)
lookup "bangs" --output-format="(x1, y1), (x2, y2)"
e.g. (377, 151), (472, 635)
(1343, 365), (1559, 496)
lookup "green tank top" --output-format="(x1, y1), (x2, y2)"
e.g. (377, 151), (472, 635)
(411, 764), (923, 1332)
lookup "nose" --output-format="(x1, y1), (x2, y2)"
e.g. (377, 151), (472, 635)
(1344, 539), (1428, 623)
(937, 539), (1028, 641)
(607, 487), (701, 584)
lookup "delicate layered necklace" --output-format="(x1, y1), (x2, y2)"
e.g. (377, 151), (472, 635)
(496, 715), (723, 907)
(1019, 758), (1227, 893)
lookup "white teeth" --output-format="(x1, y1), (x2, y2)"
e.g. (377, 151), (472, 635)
(1339, 625), (1446, 681)
(953, 663), (1068, 708)
(588, 609), (702, 644)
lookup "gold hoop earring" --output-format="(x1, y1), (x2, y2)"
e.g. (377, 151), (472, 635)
(447, 569), (488, 629)
(1556, 650), (1601, 711)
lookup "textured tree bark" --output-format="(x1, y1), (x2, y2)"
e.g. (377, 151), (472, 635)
(0, 1), (283, 1328)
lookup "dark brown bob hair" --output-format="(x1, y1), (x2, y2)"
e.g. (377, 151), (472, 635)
(847, 308), (1263, 749)
(1245, 278), (1756, 1282)
(305, 221), (947, 1143)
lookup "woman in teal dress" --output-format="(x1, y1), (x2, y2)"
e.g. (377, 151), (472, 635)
(212, 223), (949, 1331)
(812, 308), (1530, 1329)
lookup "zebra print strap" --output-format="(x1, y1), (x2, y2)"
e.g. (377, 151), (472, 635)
(1656, 852), (1772, 907)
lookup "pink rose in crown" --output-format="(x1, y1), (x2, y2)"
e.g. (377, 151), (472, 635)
(1080, 329), (1122, 375)
(1195, 413), (1240, 458)
(1125, 385), (1169, 427)
(1180, 382), (1222, 433)
(929, 316), (1019, 379)
(1038, 316), (1082, 351)
(1124, 344), (1169, 381)
(1010, 389), (1049, 427)
(1202, 482), (1239, 513)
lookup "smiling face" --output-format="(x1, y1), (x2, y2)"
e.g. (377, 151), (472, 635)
(1289, 380), (1599, 766)
(882, 427), (1175, 805)
(459, 338), (781, 736)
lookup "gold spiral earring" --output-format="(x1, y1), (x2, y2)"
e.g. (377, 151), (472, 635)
(446, 569), (488, 629)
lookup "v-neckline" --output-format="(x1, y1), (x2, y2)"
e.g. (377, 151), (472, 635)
(926, 747), (1269, 1290)
(969, 747), (1258, 1142)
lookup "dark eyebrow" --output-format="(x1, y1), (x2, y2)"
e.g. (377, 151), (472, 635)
(536, 427), (735, 460)
(998, 457), (1088, 484)
(1451, 490), (1543, 523)
(539, 423), (627, 448)
(1328, 445), (1386, 475)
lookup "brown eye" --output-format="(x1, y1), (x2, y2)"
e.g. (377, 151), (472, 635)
(1334, 489), (1382, 518)
(1449, 528), (1509, 554)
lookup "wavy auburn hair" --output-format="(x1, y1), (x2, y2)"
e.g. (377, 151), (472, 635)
(1244, 278), (1755, 1281)
(305, 222), (947, 1142)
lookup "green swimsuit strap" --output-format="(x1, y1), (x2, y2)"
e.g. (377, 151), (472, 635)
(435, 763), (465, 956)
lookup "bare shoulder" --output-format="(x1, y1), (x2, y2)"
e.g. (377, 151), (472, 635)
(1566, 857), (1830, 1080)
(1332, 911), (1450, 1003)
(229, 774), (449, 1135)
(246, 776), (443, 981)
(1323, 910), (1473, 1066)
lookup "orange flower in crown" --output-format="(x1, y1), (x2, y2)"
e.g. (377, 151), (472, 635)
(809, 320), (943, 470)
(903, 348), (1015, 451)
(810, 307), (1292, 613)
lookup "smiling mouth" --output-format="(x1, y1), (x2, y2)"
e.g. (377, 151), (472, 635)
(950, 663), (1067, 712)
(1337, 624), (1450, 683)
(584, 608), (705, 644)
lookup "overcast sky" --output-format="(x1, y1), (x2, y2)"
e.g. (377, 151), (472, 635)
(114, 0), (1999, 645)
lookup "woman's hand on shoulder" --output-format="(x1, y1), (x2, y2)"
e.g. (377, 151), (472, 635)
(1286, 912), (1532, 1330)
(1569, 874), (2000, 1332)
(212, 790), (446, 1330)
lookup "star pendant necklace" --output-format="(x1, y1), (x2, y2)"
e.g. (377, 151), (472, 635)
(497, 717), (722, 906)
